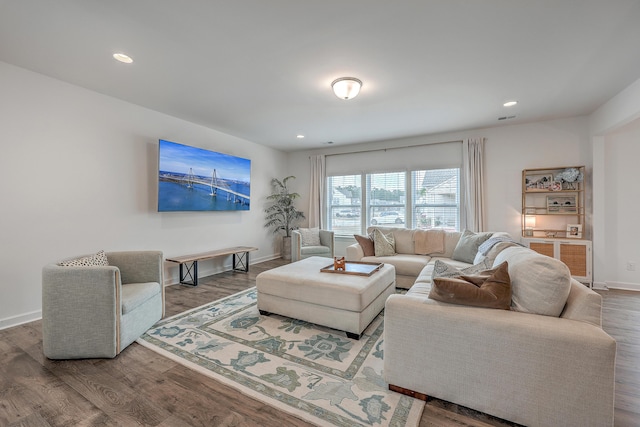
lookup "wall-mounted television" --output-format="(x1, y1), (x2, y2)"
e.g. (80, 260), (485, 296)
(157, 139), (251, 212)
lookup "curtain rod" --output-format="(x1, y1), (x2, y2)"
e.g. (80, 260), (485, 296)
(320, 139), (463, 158)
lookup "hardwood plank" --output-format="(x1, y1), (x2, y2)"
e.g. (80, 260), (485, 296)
(1, 259), (639, 426)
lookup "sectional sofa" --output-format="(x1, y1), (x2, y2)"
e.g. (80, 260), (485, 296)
(346, 226), (617, 427)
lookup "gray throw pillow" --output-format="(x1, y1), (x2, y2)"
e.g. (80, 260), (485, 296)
(451, 230), (493, 264)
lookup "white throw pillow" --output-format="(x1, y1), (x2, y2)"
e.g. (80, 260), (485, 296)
(372, 229), (396, 256)
(298, 228), (321, 246)
(493, 246), (571, 317)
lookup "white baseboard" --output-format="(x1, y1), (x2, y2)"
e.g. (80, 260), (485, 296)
(592, 281), (608, 290)
(605, 281), (640, 292)
(0, 310), (41, 331)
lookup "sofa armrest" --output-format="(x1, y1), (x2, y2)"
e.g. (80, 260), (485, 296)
(42, 264), (122, 358)
(383, 294), (616, 427)
(291, 231), (302, 261)
(560, 279), (602, 327)
(345, 243), (364, 261)
(319, 230), (334, 256)
(106, 251), (163, 285)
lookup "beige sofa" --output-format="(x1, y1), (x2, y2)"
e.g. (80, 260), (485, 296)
(345, 226), (510, 289)
(347, 227), (616, 426)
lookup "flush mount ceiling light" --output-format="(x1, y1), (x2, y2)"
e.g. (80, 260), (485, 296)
(503, 100), (518, 107)
(113, 53), (133, 64)
(331, 77), (362, 100)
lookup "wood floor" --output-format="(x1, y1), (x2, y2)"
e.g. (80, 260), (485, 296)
(1, 258), (638, 426)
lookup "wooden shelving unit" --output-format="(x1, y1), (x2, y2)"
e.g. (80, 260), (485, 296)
(521, 166), (592, 286)
(521, 166), (586, 239)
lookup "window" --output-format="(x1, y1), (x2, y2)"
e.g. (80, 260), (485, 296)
(327, 175), (362, 236)
(366, 172), (406, 227)
(411, 168), (459, 230)
(327, 168), (459, 236)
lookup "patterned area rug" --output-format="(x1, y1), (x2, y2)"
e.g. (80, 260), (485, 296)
(137, 287), (424, 427)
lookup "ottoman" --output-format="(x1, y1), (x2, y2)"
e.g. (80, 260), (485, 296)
(256, 256), (396, 339)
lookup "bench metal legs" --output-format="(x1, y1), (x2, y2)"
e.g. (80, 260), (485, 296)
(179, 250), (251, 286)
(179, 261), (198, 286)
(232, 251), (251, 272)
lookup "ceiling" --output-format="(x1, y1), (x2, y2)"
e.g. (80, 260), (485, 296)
(2, 1), (640, 152)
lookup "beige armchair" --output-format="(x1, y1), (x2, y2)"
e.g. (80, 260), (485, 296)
(291, 229), (334, 262)
(42, 251), (164, 359)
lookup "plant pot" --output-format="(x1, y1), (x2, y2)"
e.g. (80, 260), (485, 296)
(282, 236), (292, 260)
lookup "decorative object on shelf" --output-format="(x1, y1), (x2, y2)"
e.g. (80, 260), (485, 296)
(549, 181), (562, 191)
(524, 216), (536, 236)
(546, 231), (557, 238)
(264, 176), (305, 260)
(525, 174), (553, 191)
(547, 195), (577, 213)
(333, 256), (346, 271)
(555, 167), (584, 190)
(566, 224), (583, 239)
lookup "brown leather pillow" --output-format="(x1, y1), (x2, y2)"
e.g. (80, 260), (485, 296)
(354, 234), (375, 257)
(428, 261), (511, 310)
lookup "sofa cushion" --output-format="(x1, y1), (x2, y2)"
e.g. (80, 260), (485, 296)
(392, 228), (416, 254)
(298, 227), (321, 246)
(59, 250), (109, 267)
(432, 258), (492, 279)
(429, 261), (511, 310)
(362, 254), (430, 277)
(301, 245), (332, 256)
(373, 229), (396, 256)
(452, 230), (493, 263)
(493, 246), (571, 317)
(354, 234), (375, 257)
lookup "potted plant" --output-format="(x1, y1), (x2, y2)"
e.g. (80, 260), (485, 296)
(264, 176), (305, 260)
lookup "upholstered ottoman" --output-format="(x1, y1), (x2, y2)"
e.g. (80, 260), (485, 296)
(256, 256), (396, 339)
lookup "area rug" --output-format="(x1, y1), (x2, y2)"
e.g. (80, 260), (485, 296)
(137, 287), (424, 427)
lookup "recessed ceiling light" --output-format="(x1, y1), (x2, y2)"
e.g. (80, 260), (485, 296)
(113, 53), (133, 64)
(503, 101), (518, 107)
(296, 135), (305, 139)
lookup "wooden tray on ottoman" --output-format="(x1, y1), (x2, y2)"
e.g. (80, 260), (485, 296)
(320, 261), (383, 276)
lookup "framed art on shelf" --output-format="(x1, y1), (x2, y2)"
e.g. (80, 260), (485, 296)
(566, 224), (582, 238)
(547, 195), (577, 214)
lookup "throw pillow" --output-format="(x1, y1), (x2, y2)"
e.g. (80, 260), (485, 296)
(431, 258), (492, 280)
(59, 250), (109, 267)
(372, 229), (396, 257)
(354, 234), (375, 257)
(493, 246), (571, 317)
(298, 227), (321, 246)
(429, 261), (511, 310)
(451, 229), (493, 264)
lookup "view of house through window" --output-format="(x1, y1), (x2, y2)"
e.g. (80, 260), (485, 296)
(326, 168), (459, 236)
(327, 175), (362, 236)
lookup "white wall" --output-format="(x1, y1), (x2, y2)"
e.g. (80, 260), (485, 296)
(590, 76), (640, 290)
(287, 117), (592, 254)
(0, 61), (287, 329)
(599, 118), (640, 290)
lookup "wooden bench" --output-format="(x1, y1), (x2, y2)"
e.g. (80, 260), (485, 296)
(166, 246), (258, 286)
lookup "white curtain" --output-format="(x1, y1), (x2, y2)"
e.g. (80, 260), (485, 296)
(308, 155), (325, 228)
(461, 138), (485, 232)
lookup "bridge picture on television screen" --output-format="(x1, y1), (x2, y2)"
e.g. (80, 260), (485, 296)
(157, 139), (251, 212)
